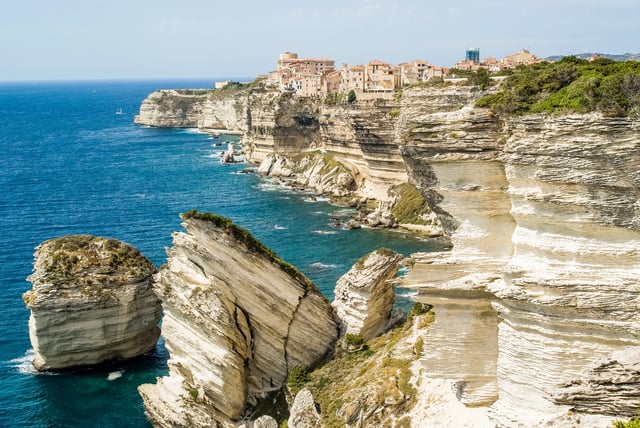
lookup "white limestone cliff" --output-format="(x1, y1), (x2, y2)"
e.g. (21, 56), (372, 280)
(400, 113), (640, 427)
(134, 89), (249, 131)
(23, 235), (161, 371)
(138, 211), (338, 427)
(332, 248), (405, 340)
(134, 81), (640, 425)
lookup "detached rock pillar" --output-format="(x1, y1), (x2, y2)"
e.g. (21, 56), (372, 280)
(23, 235), (161, 371)
(332, 248), (404, 340)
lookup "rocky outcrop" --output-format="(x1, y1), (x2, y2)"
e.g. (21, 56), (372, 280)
(257, 152), (357, 198)
(552, 347), (640, 416)
(134, 89), (249, 131)
(332, 248), (404, 340)
(23, 235), (160, 371)
(138, 211), (338, 427)
(288, 388), (322, 428)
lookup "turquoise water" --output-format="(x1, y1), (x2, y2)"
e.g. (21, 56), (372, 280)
(0, 80), (443, 427)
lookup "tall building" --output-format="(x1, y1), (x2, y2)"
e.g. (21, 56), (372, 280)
(466, 48), (480, 63)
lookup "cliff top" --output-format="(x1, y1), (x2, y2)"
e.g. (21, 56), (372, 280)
(181, 210), (315, 291)
(25, 235), (155, 306)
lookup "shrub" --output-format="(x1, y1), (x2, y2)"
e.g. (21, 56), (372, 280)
(345, 334), (365, 348)
(347, 90), (357, 103)
(287, 365), (310, 393)
(613, 418), (640, 428)
(475, 57), (640, 116)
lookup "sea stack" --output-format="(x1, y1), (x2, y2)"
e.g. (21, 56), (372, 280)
(138, 211), (338, 427)
(23, 235), (161, 371)
(332, 248), (405, 340)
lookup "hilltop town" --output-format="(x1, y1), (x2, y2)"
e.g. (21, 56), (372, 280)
(255, 48), (547, 98)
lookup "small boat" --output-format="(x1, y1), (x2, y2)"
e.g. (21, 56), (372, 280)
(115, 108), (124, 115)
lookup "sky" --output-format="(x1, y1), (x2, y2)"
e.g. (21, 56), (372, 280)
(1, 0), (638, 81)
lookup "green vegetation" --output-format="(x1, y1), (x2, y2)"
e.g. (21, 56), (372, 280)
(448, 68), (495, 90)
(324, 92), (344, 105)
(245, 388), (290, 425)
(41, 235), (152, 282)
(389, 183), (434, 225)
(613, 418), (640, 428)
(344, 334), (365, 349)
(353, 248), (397, 270)
(186, 386), (199, 402)
(347, 90), (357, 103)
(388, 109), (401, 118)
(475, 57), (640, 117)
(285, 306), (436, 427)
(408, 302), (432, 318)
(181, 210), (314, 290)
(287, 365), (311, 394)
(175, 89), (213, 96)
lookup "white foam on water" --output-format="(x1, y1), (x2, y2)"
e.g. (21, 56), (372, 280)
(395, 289), (419, 300)
(304, 196), (330, 203)
(274, 225), (287, 230)
(179, 128), (207, 135)
(7, 349), (38, 375)
(330, 209), (356, 216)
(107, 370), (124, 381)
(309, 262), (338, 270)
(313, 230), (338, 235)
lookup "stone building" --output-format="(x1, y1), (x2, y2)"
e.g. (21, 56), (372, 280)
(275, 52), (335, 97)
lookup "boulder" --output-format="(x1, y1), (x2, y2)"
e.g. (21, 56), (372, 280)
(288, 388), (321, 428)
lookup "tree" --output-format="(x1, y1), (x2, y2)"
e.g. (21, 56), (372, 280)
(347, 90), (357, 103)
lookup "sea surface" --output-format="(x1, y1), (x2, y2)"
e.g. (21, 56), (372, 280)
(0, 80), (444, 427)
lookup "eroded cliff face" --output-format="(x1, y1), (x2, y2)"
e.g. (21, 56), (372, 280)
(23, 235), (160, 371)
(247, 90), (640, 425)
(400, 112), (640, 427)
(138, 212), (338, 427)
(136, 81), (640, 425)
(135, 89), (249, 131)
(332, 248), (405, 340)
(487, 114), (640, 427)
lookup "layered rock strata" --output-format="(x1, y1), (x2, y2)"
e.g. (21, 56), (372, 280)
(138, 211), (338, 427)
(134, 88), (249, 131)
(400, 113), (640, 426)
(332, 248), (405, 340)
(486, 114), (640, 427)
(23, 235), (160, 371)
(136, 80), (640, 425)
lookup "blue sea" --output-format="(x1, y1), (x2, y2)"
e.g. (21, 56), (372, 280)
(0, 80), (443, 427)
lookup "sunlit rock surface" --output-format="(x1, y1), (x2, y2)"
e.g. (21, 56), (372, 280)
(332, 248), (404, 340)
(138, 212), (338, 427)
(23, 235), (160, 371)
(402, 113), (640, 426)
(135, 80), (640, 425)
